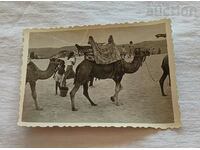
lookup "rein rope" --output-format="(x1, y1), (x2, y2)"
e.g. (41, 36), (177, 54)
(144, 58), (159, 83)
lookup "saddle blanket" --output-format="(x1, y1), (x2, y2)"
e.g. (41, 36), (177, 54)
(93, 43), (121, 64)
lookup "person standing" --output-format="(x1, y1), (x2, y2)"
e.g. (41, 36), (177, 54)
(128, 41), (134, 58)
(120, 45), (126, 59)
(61, 51), (76, 87)
(53, 60), (65, 95)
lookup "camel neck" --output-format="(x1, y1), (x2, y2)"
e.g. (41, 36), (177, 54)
(124, 56), (143, 74)
(38, 61), (56, 80)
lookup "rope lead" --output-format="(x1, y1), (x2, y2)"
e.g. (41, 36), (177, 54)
(144, 60), (159, 83)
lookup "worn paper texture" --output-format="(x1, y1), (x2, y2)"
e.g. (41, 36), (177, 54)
(18, 19), (181, 129)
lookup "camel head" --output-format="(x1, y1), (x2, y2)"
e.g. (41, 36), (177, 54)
(49, 57), (60, 67)
(57, 59), (64, 66)
(134, 48), (150, 65)
(144, 49), (150, 57)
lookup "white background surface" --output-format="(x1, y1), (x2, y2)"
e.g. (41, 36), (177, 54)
(0, 1), (200, 147)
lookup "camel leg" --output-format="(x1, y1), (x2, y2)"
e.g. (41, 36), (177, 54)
(159, 72), (167, 96)
(55, 81), (60, 95)
(70, 83), (81, 111)
(83, 82), (97, 106)
(29, 81), (43, 110)
(61, 69), (71, 87)
(168, 73), (171, 87)
(115, 82), (122, 106)
(111, 82), (122, 106)
(89, 77), (94, 87)
(61, 75), (66, 87)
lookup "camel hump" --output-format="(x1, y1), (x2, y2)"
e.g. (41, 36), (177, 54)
(27, 61), (41, 74)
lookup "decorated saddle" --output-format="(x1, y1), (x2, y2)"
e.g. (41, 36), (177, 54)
(75, 36), (122, 64)
(92, 42), (121, 64)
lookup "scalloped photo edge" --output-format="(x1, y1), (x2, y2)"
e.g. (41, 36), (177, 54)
(18, 19), (181, 129)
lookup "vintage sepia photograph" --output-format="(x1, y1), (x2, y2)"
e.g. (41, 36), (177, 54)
(18, 19), (181, 128)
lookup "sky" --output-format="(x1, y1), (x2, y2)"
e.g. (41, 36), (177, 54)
(29, 23), (166, 48)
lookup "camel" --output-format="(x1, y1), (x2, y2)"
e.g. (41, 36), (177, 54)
(26, 58), (60, 110)
(67, 36), (150, 111)
(159, 55), (170, 96)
